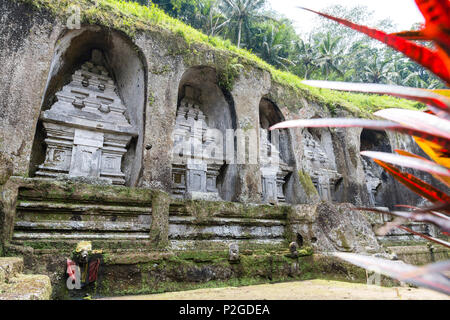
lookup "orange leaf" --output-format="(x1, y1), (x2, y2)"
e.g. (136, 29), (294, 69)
(373, 159), (450, 204)
(413, 136), (450, 167)
(428, 89), (450, 98)
(407, 138), (450, 187)
(394, 149), (427, 160)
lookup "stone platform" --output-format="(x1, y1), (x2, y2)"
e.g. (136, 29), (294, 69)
(1, 177), (446, 299)
(0, 257), (52, 300)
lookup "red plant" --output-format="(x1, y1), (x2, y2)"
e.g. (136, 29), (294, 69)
(271, 3), (450, 294)
(298, 2), (450, 85)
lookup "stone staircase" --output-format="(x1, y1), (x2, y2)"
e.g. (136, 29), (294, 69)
(0, 257), (52, 300)
(377, 222), (436, 243)
(364, 208), (438, 244)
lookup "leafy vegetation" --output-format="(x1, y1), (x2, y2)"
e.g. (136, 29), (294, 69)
(18, 0), (424, 115)
(147, 0), (445, 88)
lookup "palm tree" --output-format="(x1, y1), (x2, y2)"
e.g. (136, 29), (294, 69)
(192, 0), (230, 37)
(260, 26), (294, 70)
(292, 39), (320, 79)
(220, 0), (267, 48)
(363, 53), (394, 83)
(316, 32), (344, 80)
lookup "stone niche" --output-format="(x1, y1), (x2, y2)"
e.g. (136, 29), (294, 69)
(171, 67), (237, 201)
(35, 50), (137, 185)
(302, 128), (342, 201)
(259, 99), (294, 204)
(360, 129), (393, 207)
(29, 27), (147, 186)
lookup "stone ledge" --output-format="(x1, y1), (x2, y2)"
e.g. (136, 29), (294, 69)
(389, 245), (450, 265)
(389, 245), (448, 254)
(9, 177), (161, 205)
(0, 274), (52, 300)
(0, 257), (23, 283)
(104, 251), (175, 265)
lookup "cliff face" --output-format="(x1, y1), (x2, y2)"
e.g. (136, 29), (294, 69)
(0, 0), (426, 210)
(2, 3), (446, 297)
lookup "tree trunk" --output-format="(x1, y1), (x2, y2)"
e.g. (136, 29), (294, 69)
(237, 19), (242, 49)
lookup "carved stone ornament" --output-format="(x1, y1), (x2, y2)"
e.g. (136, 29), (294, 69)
(36, 50), (138, 185)
(228, 243), (240, 262)
(260, 128), (293, 204)
(302, 131), (342, 201)
(171, 86), (224, 200)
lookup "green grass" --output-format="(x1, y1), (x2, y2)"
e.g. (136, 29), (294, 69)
(17, 0), (424, 116)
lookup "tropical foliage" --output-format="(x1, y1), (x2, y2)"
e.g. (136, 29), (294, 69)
(142, 0), (445, 89)
(271, 1), (450, 295)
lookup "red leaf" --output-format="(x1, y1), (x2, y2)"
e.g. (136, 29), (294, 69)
(426, 106), (450, 120)
(391, 30), (428, 41)
(372, 158), (450, 203)
(398, 225), (450, 249)
(416, 0), (450, 29)
(415, 0), (450, 52)
(298, 7), (450, 84)
(333, 252), (450, 295)
(270, 118), (397, 130)
(395, 148), (450, 188)
(355, 207), (450, 232)
(409, 202), (450, 216)
(395, 204), (421, 209)
(360, 151), (450, 177)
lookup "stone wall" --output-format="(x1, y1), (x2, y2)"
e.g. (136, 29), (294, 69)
(1, 177), (382, 254)
(0, 0), (442, 258)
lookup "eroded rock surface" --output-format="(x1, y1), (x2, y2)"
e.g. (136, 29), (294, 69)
(289, 202), (382, 253)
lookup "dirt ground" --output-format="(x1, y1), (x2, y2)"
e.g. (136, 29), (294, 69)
(103, 279), (448, 300)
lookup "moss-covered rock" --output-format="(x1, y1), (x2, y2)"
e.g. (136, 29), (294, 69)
(297, 170), (319, 199)
(0, 153), (13, 186)
(16, 248), (376, 299)
(0, 274), (52, 300)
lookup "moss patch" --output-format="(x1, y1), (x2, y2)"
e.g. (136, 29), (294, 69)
(90, 252), (374, 298)
(298, 170), (319, 198)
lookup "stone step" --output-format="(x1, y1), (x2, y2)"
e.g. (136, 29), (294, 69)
(0, 274), (52, 300)
(10, 239), (154, 252)
(0, 257), (24, 283)
(377, 222), (434, 243)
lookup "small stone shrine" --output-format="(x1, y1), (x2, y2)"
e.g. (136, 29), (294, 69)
(171, 86), (224, 200)
(362, 158), (382, 207)
(260, 128), (293, 204)
(35, 50), (138, 185)
(303, 131), (342, 201)
(228, 243), (240, 263)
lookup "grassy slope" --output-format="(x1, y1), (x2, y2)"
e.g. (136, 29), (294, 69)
(17, 0), (423, 116)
